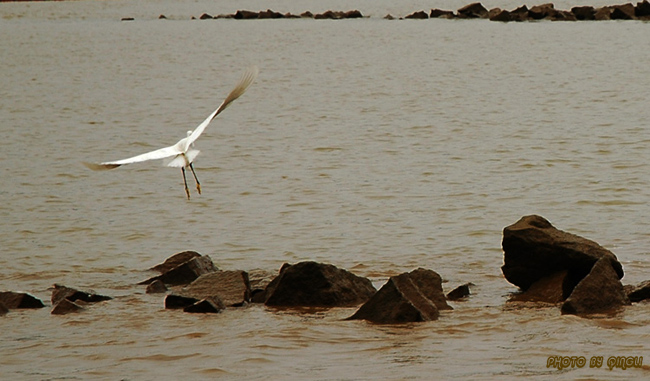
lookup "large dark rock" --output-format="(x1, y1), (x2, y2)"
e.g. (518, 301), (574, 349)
(258, 9), (284, 19)
(501, 215), (624, 292)
(571, 6), (597, 20)
(264, 261), (376, 307)
(0, 291), (45, 309)
(430, 9), (455, 18)
(637, 0), (650, 17)
(610, 3), (636, 19)
(561, 257), (630, 315)
(0, 301), (8, 315)
(139, 254), (218, 286)
(457, 2), (489, 18)
(174, 270), (251, 307)
(51, 284), (112, 306)
(348, 268), (450, 324)
(528, 3), (556, 19)
(405, 11), (429, 19)
(626, 280), (650, 302)
(234, 10), (259, 19)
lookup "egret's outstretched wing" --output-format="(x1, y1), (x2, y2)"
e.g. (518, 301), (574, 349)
(83, 144), (181, 171)
(185, 65), (259, 149)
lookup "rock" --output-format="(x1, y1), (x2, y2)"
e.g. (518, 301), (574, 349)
(184, 297), (225, 313)
(384, 14), (395, 20)
(264, 261), (376, 307)
(159, 14), (167, 20)
(626, 280), (650, 302)
(175, 270), (251, 307)
(248, 269), (276, 303)
(561, 257), (630, 315)
(528, 3), (555, 19)
(344, 10), (363, 18)
(139, 255), (218, 286)
(446, 283), (472, 300)
(348, 268), (449, 324)
(234, 10), (259, 20)
(121, 17), (134, 22)
(51, 299), (84, 315)
(430, 9), (455, 18)
(508, 271), (568, 304)
(637, 0), (650, 17)
(509, 5), (530, 21)
(165, 294), (200, 309)
(314, 11), (345, 19)
(405, 11), (429, 19)
(406, 268), (452, 310)
(594, 7), (613, 20)
(610, 3), (636, 19)
(199, 13), (213, 20)
(51, 284), (112, 305)
(258, 9), (284, 19)
(151, 251), (202, 273)
(146, 280), (168, 294)
(571, 6), (597, 20)
(457, 2), (489, 18)
(489, 9), (512, 22)
(0, 291), (45, 309)
(300, 11), (314, 18)
(501, 215), (624, 292)
(0, 301), (8, 315)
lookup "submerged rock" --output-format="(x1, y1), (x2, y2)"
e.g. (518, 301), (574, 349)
(51, 299), (85, 315)
(561, 257), (630, 315)
(51, 284), (112, 306)
(150, 251), (202, 273)
(264, 261), (376, 307)
(140, 253), (218, 286)
(0, 291), (45, 309)
(446, 283), (472, 300)
(625, 280), (650, 303)
(348, 268), (451, 324)
(174, 270), (251, 307)
(146, 280), (168, 294)
(184, 297), (225, 313)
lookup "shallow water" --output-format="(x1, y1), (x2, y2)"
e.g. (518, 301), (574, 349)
(1, 0), (650, 379)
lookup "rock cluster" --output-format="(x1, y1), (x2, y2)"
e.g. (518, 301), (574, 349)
(502, 215), (632, 315)
(192, 9), (364, 20)
(2, 216), (648, 322)
(141, 2), (650, 22)
(400, 1), (650, 21)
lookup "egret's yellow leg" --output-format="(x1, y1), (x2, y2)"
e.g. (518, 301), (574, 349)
(189, 163), (201, 194)
(181, 167), (191, 199)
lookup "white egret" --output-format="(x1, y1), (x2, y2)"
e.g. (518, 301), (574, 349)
(83, 66), (258, 199)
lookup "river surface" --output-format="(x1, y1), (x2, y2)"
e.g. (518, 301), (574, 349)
(1, 0), (650, 379)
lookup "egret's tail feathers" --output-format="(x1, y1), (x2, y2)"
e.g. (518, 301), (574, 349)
(82, 162), (121, 171)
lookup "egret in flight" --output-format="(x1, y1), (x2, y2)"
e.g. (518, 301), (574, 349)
(83, 66), (258, 199)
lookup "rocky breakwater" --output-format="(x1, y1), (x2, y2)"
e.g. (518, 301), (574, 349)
(409, 1), (650, 22)
(502, 215), (635, 315)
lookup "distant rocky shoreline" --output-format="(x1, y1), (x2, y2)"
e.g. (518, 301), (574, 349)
(2, 215), (649, 324)
(118, 1), (650, 22)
